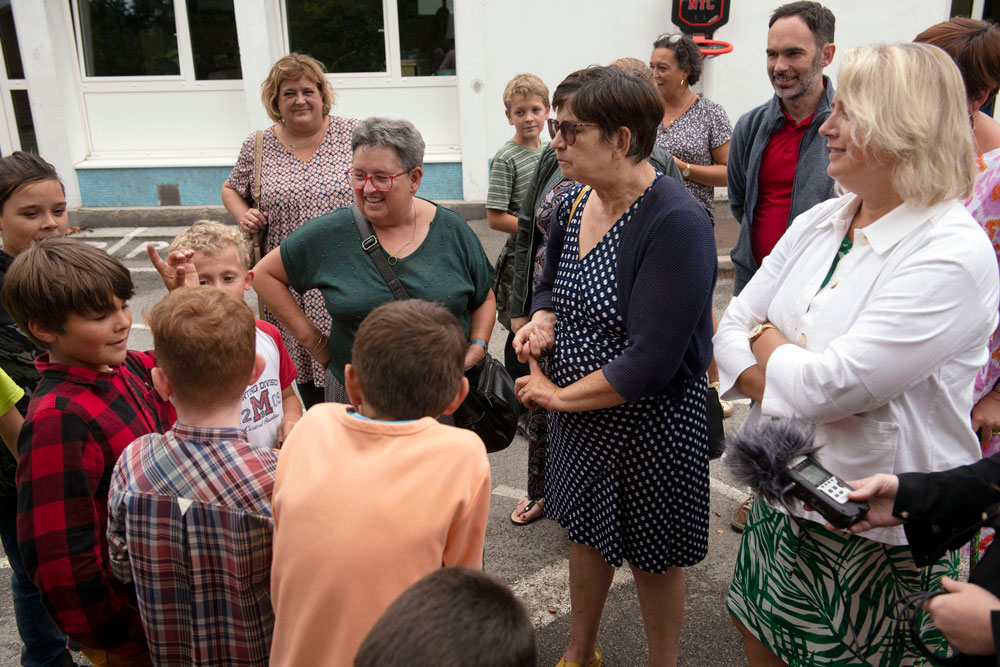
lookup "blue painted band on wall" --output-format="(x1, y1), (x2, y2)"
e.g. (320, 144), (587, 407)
(77, 163), (464, 207)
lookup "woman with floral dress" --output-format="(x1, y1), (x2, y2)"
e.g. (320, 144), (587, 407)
(222, 53), (357, 408)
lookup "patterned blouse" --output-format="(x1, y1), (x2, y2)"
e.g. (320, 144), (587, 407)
(654, 95), (732, 221)
(969, 147), (1000, 458)
(228, 116), (358, 387)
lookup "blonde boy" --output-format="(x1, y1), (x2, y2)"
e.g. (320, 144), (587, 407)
(108, 287), (278, 666)
(269, 300), (491, 667)
(165, 220), (301, 448)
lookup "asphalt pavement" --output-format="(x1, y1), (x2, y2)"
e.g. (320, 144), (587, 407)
(0, 219), (753, 667)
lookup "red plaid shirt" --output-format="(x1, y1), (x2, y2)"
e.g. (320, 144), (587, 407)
(16, 351), (176, 655)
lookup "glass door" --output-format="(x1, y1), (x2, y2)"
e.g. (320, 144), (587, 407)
(0, 0), (36, 155)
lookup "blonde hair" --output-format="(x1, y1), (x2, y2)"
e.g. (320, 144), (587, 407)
(608, 57), (655, 86)
(837, 42), (976, 206)
(148, 287), (256, 407)
(168, 220), (249, 270)
(260, 53), (336, 124)
(502, 73), (550, 110)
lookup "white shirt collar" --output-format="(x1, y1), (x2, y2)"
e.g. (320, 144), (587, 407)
(854, 200), (950, 255)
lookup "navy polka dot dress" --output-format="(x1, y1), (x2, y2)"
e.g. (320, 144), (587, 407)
(543, 178), (710, 573)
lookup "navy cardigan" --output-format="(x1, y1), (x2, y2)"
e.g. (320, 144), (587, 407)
(532, 174), (717, 403)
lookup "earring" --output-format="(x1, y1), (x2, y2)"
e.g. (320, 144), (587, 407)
(681, 78), (686, 86)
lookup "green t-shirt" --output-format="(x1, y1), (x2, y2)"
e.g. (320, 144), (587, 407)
(280, 204), (494, 383)
(486, 139), (545, 215)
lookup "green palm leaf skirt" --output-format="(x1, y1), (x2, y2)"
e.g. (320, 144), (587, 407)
(727, 497), (956, 666)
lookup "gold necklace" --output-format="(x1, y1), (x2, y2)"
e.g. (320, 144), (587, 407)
(386, 201), (418, 265)
(663, 90), (696, 128)
(285, 118), (326, 150)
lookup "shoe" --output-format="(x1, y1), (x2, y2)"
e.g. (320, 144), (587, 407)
(710, 381), (735, 418)
(731, 496), (753, 533)
(510, 497), (544, 525)
(555, 648), (602, 667)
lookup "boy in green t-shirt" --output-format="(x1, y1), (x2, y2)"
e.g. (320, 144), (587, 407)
(487, 73), (549, 377)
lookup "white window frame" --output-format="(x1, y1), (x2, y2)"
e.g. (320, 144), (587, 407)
(69, 0), (242, 93)
(280, 0), (458, 90)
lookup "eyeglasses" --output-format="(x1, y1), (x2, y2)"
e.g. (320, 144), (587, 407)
(655, 33), (684, 45)
(547, 119), (599, 146)
(344, 170), (409, 192)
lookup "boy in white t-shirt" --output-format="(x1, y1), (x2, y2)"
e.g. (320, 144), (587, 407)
(157, 220), (301, 447)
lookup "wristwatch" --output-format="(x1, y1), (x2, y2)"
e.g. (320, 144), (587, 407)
(681, 162), (692, 178)
(748, 323), (777, 344)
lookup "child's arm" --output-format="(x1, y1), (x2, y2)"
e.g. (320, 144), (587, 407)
(278, 384), (302, 446)
(486, 209), (519, 236)
(0, 368), (24, 459)
(106, 458), (133, 585)
(486, 151), (518, 235)
(442, 463), (491, 568)
(18, 409), (147, 652)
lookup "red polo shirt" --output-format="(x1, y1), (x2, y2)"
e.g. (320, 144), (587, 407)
(751, 110), (816, 265)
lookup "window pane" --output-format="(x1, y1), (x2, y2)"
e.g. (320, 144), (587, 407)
(10, 90), (36, 154)
(186, 0), (241, 79)
(0, 1), (24, 80)
(398, 0), (454, 77)
(77, 0), (180, 76)
(286, 0), (386, 74)
(950, 0), (974, 17)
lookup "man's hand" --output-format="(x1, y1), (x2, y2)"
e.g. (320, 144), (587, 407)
(147, 244), (199, 291)
(924, 577), (1000, 656)
(823, 473), (901, 533)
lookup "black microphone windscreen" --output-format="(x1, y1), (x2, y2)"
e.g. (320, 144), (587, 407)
(726, 420), (818, 504)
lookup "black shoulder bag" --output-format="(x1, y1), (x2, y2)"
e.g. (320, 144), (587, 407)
(351, 206), (518, 453)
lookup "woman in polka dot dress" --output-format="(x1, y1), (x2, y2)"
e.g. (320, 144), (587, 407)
(514, 67), (716, 667)
(222, 53), (357, 409)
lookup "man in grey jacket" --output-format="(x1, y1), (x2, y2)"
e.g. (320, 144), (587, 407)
(728, 1), (837, 296)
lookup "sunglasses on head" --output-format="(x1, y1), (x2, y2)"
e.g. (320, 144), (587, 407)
(547, 118), (599, 146)
(656, 33), (684, 44)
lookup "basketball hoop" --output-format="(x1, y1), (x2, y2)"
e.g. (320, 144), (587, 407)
(693, 35), (734, 57)
(671, 0), (733, 58)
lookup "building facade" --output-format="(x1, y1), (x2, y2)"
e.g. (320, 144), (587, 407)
(2, 0), (983, 208)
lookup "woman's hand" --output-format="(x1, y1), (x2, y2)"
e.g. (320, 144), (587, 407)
(823, 473), (901, 533)
(510, 316), (530, 333)
(513, 311), (556, 363)
(515, 356), (560, 411)
(464, 343), (487, 370)
(924, 577), (1000, 656)
(240, 208), (269, 235)
(972, 389), (1000, 446)
(147, 244), (200, 291)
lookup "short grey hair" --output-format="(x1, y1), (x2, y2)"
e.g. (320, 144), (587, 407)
(351, 117), (425, 172)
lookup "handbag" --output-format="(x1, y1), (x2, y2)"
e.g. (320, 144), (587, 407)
(244, 129), (265, 268)
(706, 383), (726, 459)
(350, 205), (519, 453)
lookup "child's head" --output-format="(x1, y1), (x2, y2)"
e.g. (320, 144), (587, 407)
(346, 300), (467, 421)
(168, 220), (251, 300)
(148, 287), (258, 410)
(2, 239), (135, 363)
(502, 73), (550, 144)
(354, 567), (536, 667)
(0, 152), (67, 257)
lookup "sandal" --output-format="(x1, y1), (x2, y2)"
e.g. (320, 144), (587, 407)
(510, 497), (544, 525)
(731, 496), (754, 533)
(555, 648), (602, 667)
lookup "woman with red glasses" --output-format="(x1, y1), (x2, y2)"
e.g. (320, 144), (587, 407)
(513, 66), (716, 667)
(253, 117), (496, 403)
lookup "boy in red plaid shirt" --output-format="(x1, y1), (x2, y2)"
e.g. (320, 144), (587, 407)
(2, 238), (178, 666)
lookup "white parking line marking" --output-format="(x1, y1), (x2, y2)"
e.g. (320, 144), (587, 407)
(510, 558), (632, 629)
(106, 228), (145, 256)
(711, 477), (749, 502)
(492, 484), (527, 500)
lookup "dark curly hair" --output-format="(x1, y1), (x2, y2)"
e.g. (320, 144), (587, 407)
(651, 33), (704, 85)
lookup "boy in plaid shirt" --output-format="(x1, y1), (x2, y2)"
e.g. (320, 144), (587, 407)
(108, 287), (278, 666)
(2, 239), (177, 665)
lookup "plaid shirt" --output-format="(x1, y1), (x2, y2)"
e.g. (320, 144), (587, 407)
(108, 423), (278, 667)
(16, 351), (176, 655)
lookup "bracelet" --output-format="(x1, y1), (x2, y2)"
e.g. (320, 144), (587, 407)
(306, 333), (329, 356)
(468, 339), (487, 349)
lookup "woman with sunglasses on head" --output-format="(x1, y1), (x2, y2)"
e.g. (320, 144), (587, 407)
(222, 53), (358, 410)
(513, 66), (716, 667)
(253, 117), (496, 402)
(650, 33), (731, 223)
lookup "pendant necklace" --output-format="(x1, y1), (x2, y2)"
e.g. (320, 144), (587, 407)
(386, 201), (418, 265)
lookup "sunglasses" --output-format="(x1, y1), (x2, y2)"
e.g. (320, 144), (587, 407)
(656, 33), (684, 44)
(547, 118), (599, 146)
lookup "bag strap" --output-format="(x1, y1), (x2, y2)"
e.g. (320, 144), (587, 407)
(569, 186), (590, 222)
(251, 130), (264, 208)
(351, 205), (410, 301)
